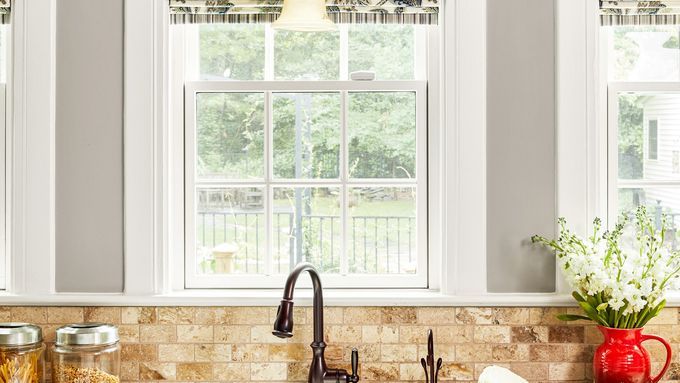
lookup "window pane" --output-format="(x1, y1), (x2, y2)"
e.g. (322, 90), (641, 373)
(617, 93), (680, 180)
(195, 187), (265, 275)
(196, 92), (265, 180)
(273, 187), (341, 274)
(606, 26), (680, 82)
(348, 187), (416, 274)
(199, 24), (265, 80)
(348, 92), (417, 179)
(273, 93), (340, 179)
(348, 24), (416, 80)
(618, 187), (680, 250)
(275, 30), (339, 80)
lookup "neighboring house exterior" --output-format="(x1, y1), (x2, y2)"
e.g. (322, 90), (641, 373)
(642, 95), (680, 221)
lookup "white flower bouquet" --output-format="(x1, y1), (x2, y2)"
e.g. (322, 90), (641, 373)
(532, 206), (680, 328)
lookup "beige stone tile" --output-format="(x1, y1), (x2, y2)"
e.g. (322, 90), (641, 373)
(381, 307), (417, 324)
(122, 344), (157, 362)
(565, 344), (594, 363)
(456, 344), (492, 362)
(344, 307), (381, 324)
(398, 325), (430, 343)
(287, 361), (311, 381)
(492, 308), (530, 325)
(177, 325), (213, 343)
(548, 326), (585, 343)
(158, 307), (196, 324)
(399, 362), (424, 380)
(417, 307), (456, 325)
(83, 307), (121, 323)
(140, 324), (177, 343)
(346, 344), (381, 363)
(418, 344), (455, 361)
(269, 344), (307, 362)
(118, 324), (140, 343)
(649, 308), (679, 325)
(252, 325), (286, 343)
(199, 307), (270, 325)
(511, 326), (549, 343)
(455, 308), (494, 324)
(474, 363), (510, 380)
(326, 325), (361, 343)
(214, 325), (251, 343)
(11, 307), (47, 323)
(509, 362), (549, 381)
(474, 326), (510, 343)
(528, 308), (567, 325)
(440, 363), (474, 380)
(214, 362), (251, 381)
(159, 344), (195, 362)
(380, 344), (417, 362)
(47, 307), (83, 323)
(435, 326), (474, 343)
(0, 307), (10, 322)
(195, 344), (231, 362)
(232, 344), (269, 362)
(40, 324), (59, 343)
(548, 362), (586, 380)
(529, 344), (568, 362)
(139, 362), (176, 380)
(363, 325), (399, 343)
(310, 307), (343, 324)
(491, 344), (530, 362)
(250, 363), (287, 381)
(585, 325), (604, 344)
(122, 307), (157, 324)
(360, 362), (399, 381)
(177, 362), (212, 381)
(120, 361), (139, 381)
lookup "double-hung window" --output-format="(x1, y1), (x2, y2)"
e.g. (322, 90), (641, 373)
(170, 4), (438, 289)
(603, 4), (680, 249)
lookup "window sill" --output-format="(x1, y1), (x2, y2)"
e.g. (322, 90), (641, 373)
(0, 289), (579, 306)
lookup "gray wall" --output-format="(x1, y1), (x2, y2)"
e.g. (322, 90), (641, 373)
(55, 0), (124, 292)
(486, 0), (557, 292)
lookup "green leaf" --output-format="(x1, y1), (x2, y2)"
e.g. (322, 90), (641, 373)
(596, 302), (608, 312)
(579, 302), (609, 326)
(572, 291), (586, 302)
(556, 314), (592, 322)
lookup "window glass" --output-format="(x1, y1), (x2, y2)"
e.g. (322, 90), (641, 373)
(199, 24), (265, 80)
(196, 92), (265, 180)
(348, 24), (416, 80)
(275, 30), (339, 80)
(648, 119), (658, 160)
(606, 26), (680, 82)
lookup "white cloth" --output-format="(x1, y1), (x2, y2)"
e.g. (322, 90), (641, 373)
(478, 366), (528, 383)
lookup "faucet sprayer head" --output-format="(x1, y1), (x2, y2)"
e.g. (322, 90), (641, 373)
(272, 299), (294, 338)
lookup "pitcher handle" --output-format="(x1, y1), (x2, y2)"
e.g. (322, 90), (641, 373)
(641, 333), (672, 383)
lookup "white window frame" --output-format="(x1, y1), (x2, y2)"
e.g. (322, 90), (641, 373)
(183, 80), (428, 289)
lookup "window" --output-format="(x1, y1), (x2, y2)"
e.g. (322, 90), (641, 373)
(648, 119), (658, 160)
(172, 24), (433, 288)
(605, 26), (680, 250)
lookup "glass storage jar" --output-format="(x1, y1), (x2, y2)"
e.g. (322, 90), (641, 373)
(52, 323), (120, 383)
(0, 323), (44, 383)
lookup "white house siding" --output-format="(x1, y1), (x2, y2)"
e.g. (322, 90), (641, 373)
(641, 94), (680, 220)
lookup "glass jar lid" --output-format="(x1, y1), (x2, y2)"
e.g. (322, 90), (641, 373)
(0, 323), (42, 346)
(56, 323), (119, 346)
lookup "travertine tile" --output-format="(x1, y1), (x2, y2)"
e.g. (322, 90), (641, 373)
(380, 344), (417, 362)
(139, 362), (176, 380)
(548, 362), (586, 380)
(176, 362), (212, 381)
(123, 307), (157, 324)
(474, 326), (511, 343)
(11, 307), (47, 323)
(250, 362), (287, 381)
(47, 307), (83, 323)
(511, 326), (549, 343)
(232, 344), (269, 362)
(455, 308), (494, 324)
(360, 363), (399, 381)
(159, 344), (195, 362)
(195, 344), (231, 362)
(344, 307), (382, 324)
(214, 325), (251, 343)
(268, 344), (307, 362)
(177, 325), (213, 343)
(214, 362), (251, 381)
(84, 307), (121, 323)
(159, 307), (196, 324)
(363, 325), (399, 343)
(381, 307), (417, 324)
(548, 326), (585, 343)
(122, 344), (157, 362)
(416, 307), (456, 324)
(140, 324), (177, 343)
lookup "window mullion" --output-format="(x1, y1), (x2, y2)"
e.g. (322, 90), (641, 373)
(265, 90), (273, 275)
(340, 90), (349, 275)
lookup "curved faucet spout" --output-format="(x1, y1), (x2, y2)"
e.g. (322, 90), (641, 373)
(273, 262), (325, 344)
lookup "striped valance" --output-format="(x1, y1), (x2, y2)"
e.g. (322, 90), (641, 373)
(601, 1), (680, 26)
(0, 0), (9, 24)
(169, 0), (439, 25)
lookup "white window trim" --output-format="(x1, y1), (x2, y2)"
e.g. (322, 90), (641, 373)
(183, 81), (428, 289)
(0, 0), (628, 306)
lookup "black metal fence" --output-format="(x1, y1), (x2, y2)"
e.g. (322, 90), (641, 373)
(197, 211), (415, 274)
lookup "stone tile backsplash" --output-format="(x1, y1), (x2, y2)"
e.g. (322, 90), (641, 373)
(6, 306), (680, 383)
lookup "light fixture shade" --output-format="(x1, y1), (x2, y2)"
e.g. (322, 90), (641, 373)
(272, 0), (336, 32)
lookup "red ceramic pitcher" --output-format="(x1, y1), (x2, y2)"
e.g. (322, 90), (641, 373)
(594, 326), (672, 383)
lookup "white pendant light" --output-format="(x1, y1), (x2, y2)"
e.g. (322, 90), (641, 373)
(272, 0), (336, 32)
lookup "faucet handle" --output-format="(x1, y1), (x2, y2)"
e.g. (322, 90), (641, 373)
(349, 348), (359, 383)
